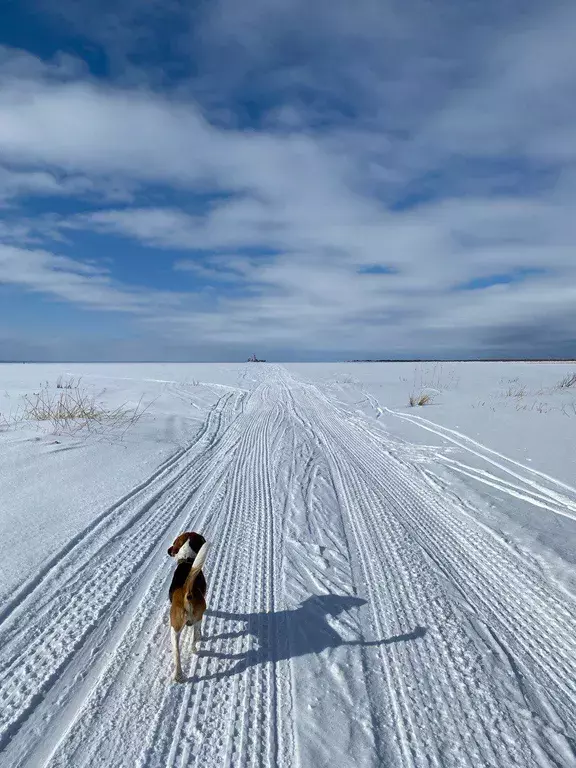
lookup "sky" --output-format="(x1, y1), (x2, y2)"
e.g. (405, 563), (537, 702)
(0, 0), (575, 361)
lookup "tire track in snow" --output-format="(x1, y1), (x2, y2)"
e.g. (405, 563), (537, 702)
(382, 407), (576, 520)
(282, 390), (385, 767)
(45, 465), (232, 768)
(293, 379), (481, 766)
(0, 391), (244, 762)
(165, 385), (293, 768)
(327, 451), (519, 767)
(0, 391), (239, 632)
(303, 379), (576, 764)
(43, 381), (295, 768)
(53, 404), (258, 766)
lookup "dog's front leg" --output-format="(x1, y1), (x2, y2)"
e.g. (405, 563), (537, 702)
(171, 627), (183, 682)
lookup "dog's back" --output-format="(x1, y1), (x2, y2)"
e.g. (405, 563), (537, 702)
(169, 561), (206, 602)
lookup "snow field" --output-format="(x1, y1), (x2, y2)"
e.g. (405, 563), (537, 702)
(0, 362), (575, 767)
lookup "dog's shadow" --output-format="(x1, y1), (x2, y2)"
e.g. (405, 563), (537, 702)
(188, 594), (426, 682)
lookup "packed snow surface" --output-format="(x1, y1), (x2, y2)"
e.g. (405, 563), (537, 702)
(1, 362), (576, 767)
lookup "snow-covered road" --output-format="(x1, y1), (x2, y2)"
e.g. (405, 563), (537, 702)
(1, 365), (575, 767)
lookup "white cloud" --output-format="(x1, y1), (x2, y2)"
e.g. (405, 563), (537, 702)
(0, 1), (575, 359)
(0, 166), (98, 204)
(70, 208), (204, 248)
(417, 5), (576, 165)
(0, 244), (183, 314)
(67, 190), (576, 357)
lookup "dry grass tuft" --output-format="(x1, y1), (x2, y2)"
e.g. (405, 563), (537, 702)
(409, 392), (434, 407)
(56, 375), (81, 389)
(504, 384), (527, 398)
(21, 383), (148, 436)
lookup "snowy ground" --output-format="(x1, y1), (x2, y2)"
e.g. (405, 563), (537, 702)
(1, 362), (575, 767)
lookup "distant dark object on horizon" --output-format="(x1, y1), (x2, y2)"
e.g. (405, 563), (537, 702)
(248, 353), (266, 362)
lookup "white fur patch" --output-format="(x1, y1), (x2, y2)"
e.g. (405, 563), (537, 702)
(175, 538), (196, 562)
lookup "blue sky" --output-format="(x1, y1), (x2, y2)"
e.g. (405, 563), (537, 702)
(0, 0), (575, 360)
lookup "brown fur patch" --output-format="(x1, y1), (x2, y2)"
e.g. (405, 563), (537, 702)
(169, 580), (207, 632)
(168, 531), (208, 634)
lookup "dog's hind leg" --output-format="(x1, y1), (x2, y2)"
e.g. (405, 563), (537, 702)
(191, 619), (205, 653)
(171, 626), (183, 682)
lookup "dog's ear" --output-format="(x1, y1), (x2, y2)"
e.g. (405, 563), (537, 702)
(188, 532), (206, 550)
(168, 532), (187, 557)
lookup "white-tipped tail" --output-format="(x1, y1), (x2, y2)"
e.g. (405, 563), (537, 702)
(190, 541), (209, 574)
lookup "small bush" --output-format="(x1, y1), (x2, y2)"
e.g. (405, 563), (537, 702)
(557, 372), (576, 389)
(409, 392), (434, 407)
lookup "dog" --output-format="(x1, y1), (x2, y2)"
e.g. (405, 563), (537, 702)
(167, 531), (209, 682)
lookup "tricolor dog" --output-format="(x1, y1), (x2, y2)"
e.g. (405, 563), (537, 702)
(167, 531), (209, 682)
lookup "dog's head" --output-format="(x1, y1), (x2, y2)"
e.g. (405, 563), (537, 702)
(168, 531), (206, 561)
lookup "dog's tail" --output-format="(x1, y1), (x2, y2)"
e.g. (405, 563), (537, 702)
(184, 542), (209, 599)
(190, 541), (209, 574)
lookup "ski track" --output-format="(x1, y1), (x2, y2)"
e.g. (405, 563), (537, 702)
(1, 366), (575, 768)
(380, 407), (576, 522)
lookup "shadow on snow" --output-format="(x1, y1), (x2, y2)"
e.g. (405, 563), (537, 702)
(187, 594), (426, 683)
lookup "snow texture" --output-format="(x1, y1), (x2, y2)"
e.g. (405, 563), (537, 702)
(0, 361), (575, 767)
